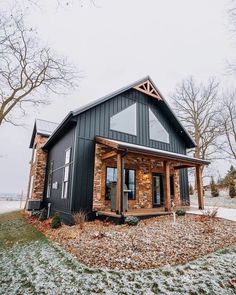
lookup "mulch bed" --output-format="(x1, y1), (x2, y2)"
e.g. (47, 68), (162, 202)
(28, 214), (236, 270)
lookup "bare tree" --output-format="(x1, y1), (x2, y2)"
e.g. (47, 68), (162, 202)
(0, 13), (77, 125)
(171, 77), (221, 161)
(219, 91), (236, 161)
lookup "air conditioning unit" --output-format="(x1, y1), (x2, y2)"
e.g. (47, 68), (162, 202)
(26, 199), (41, 210)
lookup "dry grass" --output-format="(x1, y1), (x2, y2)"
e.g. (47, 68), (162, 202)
(73, 210), (87, 230)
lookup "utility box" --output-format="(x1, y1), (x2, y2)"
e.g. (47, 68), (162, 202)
(26, 199), (41, 210)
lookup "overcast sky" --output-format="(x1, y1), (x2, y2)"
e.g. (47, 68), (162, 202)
(0, 0), (235, 193)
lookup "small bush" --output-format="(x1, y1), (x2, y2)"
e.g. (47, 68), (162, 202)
(189, 184), (194, 195)
(202, 207), (218, 219)
(176, 208), (186, 216)
(229, 177), (236, 198)
(73, 210), (87, 229)
(51, 212), (61, 229)
(125, 216), (139, 226)
(210, 177), (219, 197)
(31, 210), (41, 219)
(39, 208), (48, 221)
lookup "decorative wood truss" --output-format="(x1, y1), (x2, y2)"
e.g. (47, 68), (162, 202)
(133, 80), (162, 100)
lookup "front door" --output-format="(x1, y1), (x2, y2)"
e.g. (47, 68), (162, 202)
(152, 173), (163, 207)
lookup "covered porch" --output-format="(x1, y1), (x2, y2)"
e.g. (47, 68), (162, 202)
(93, 136), (210, 218)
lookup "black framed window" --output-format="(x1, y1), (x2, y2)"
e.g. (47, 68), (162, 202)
(105, 167), (135, 200)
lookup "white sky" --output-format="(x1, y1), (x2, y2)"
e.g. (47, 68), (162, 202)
(0, 0), (235, 193)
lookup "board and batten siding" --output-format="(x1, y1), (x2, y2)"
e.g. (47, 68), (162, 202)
(72, 88), (189, 212)
(44, 125), (76, 221)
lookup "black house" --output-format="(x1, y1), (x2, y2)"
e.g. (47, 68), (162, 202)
(27, 77), (209, 223)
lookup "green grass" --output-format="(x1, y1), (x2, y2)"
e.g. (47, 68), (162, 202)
(0, 211), (46, 248)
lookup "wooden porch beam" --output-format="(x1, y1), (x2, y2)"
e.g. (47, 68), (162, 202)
(116, 153), (124, 214)
(196, 165), (204, 210)
(163, 160), (171, 211)
(96, 136), (119, 149)
(102, 150), (117, 160)
(174, 164), (195, 170)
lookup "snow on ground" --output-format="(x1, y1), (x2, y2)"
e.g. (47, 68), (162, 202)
(0, 200), (26, 214)
(1, 239), (236, 295)
(191, 192), (236, 209)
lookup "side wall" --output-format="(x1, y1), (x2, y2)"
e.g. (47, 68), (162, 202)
(43, 125), (76, 223)
(72, 88), (189, 212)
(27, 134), (48, 200)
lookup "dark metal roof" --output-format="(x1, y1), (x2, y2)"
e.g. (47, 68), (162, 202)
(29, 119), (59, 148)
(44, 76), (196, 149)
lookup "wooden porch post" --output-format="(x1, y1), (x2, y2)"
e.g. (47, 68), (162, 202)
(116, 153), (124, 214)
(163, 161), (171, 211)
(196, 165), (204, 210)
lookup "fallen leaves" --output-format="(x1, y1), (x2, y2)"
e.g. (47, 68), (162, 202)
(29, 214), (236, 271)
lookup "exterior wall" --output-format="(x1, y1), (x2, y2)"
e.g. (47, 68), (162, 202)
(27, 135), (48, 200)
(43, 125), (76, 220)
(73, 88), (189, 212)
(92, 143), (181, 211)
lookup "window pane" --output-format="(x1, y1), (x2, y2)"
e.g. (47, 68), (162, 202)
(125, 169), (135, 200)
(110, 103), (137, 135)
(149, 108), (169, 143)
(106, 167), (117, 200)
(65, 148), (71, 164)
(63, 181), (68, 199)
(64, 166), (69, 181)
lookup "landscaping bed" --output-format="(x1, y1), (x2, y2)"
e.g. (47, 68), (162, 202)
(1, 211), (236, 294)
(30, 213), (236, 270)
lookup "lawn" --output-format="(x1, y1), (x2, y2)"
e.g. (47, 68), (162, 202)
(1, 211), (236, 295)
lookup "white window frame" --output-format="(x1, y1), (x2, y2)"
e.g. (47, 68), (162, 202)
(47, 161), (54, 198)
(29, 175), (34, 199)
(61, 147), (72, 199)
(33, 144), (37, 163)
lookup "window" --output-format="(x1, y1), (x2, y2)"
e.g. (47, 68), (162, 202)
(46, 161), (53, 198)
(110, 103), (137, 135)
(61, 148), (71, 199)
(105, 167), (135, 200)
(149, 108), (169, 143)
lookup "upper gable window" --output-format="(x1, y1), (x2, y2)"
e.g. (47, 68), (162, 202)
(149, 108), (169, 143)
(110, 103), (137, 135)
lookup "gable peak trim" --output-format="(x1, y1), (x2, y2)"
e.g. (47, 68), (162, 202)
(133, 80), (162, 100)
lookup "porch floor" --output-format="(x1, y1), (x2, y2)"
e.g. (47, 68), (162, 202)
(97, 207), (173, 218)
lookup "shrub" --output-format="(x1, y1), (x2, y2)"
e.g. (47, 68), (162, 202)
(31, 210), (41, 219)
(229, 177), (236, 198)
(125, 216), (139, 226)
(175, 208), (186, 216)
(201, 207), (218, 219)
(51, 212), (61, 229)
(73, 210), (87, 229)
(38, 208), (48, 221)
(189, 184), (194, 195)
(210, 177), (219, 197)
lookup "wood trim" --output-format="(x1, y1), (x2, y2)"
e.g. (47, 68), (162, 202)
(133, 80), (162, 100)
(116, 153), (122, 213)
(174, 164), (195, 170)
(196, 165), (204, 209)
(102, 150), (117, 160)
(96, 137), (119, 149)
(163, 161), (171, 211)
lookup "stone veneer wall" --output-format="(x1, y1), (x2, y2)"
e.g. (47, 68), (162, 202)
(27, 134), (48, 200)
(93, 143), (181, 211)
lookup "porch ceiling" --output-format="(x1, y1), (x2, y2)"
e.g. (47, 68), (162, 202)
(96, 136), (210, 167)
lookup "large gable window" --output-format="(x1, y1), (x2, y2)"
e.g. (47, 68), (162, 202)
(149, 108), (169, 143)
(110, 103), (137, 135)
